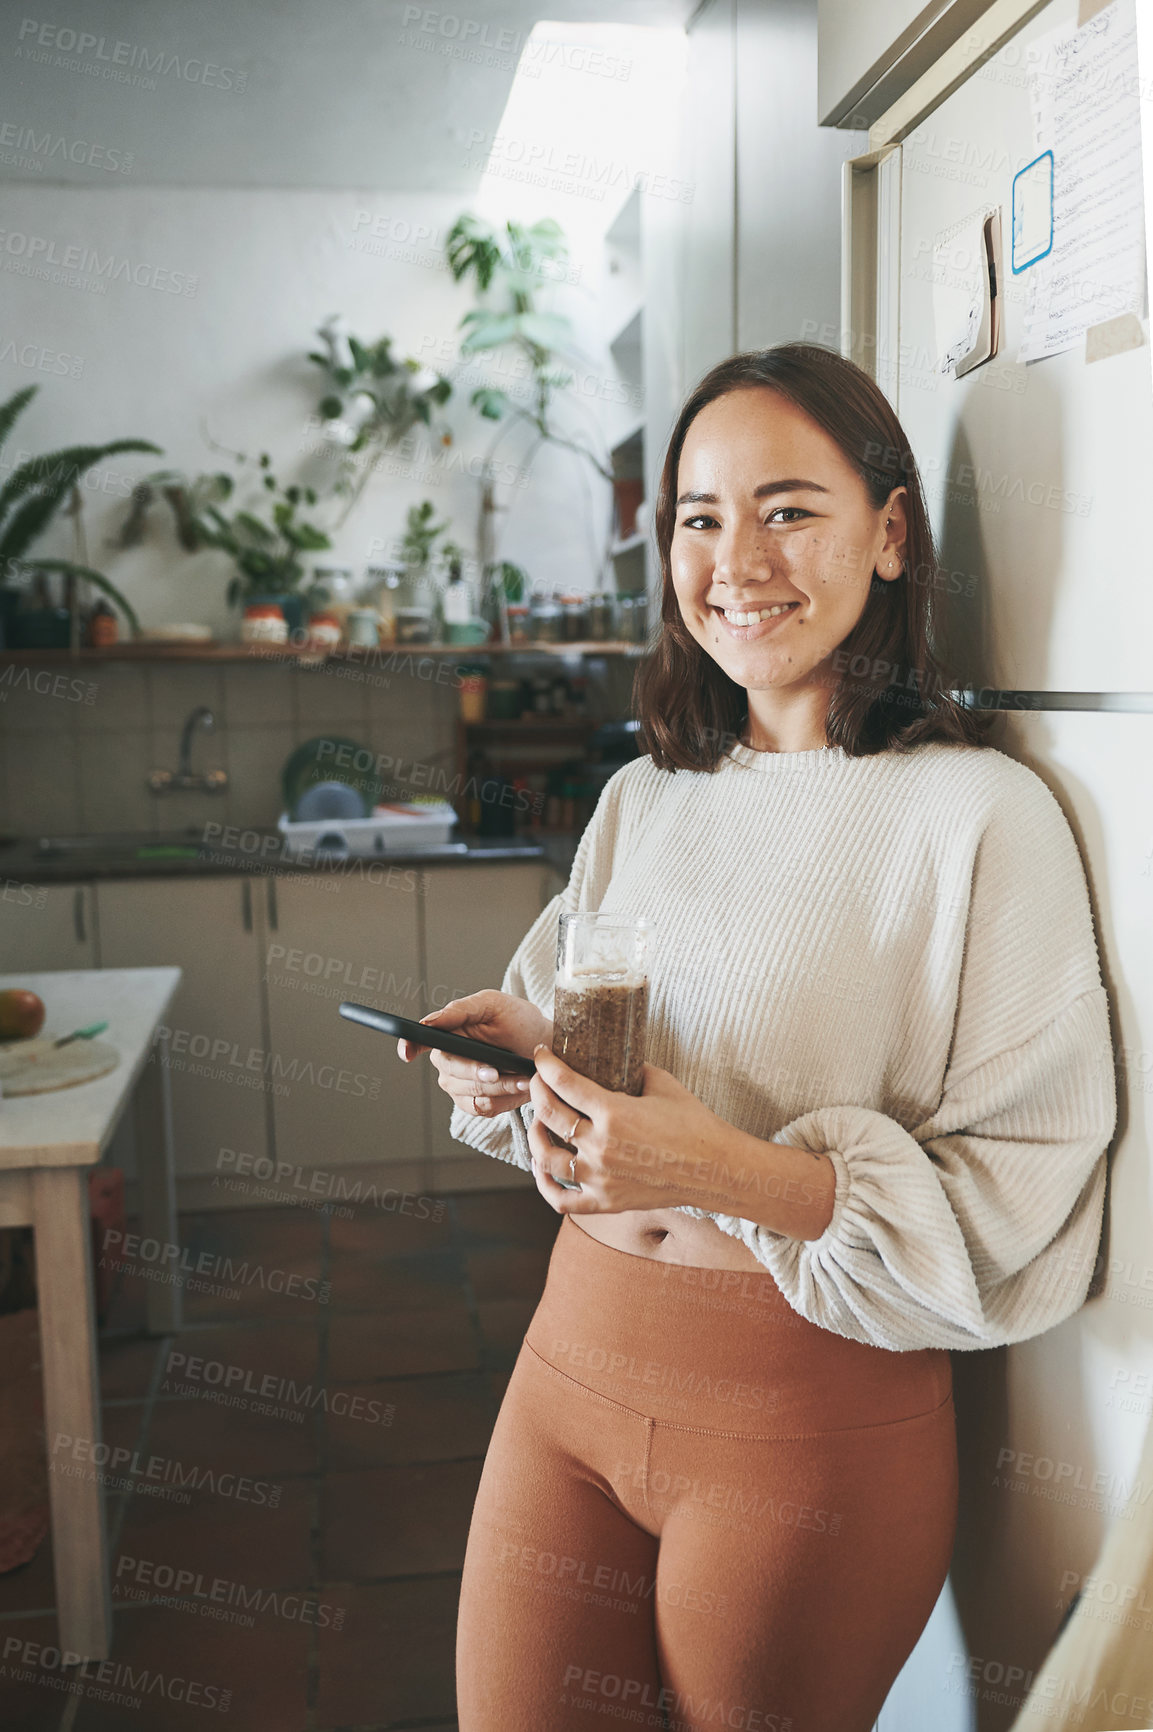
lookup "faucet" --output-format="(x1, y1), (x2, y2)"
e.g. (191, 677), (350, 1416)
(148, 705), (229, 794)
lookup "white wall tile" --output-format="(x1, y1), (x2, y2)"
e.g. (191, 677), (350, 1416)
(77, 730), (156, 834)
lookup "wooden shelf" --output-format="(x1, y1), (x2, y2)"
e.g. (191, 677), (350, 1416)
(0, 639), (648, 665)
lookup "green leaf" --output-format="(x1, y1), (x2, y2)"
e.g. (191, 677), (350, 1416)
(0, 438), (162, 529)
(526, 215), (566, 246)
(0, 488), (75, 564)
(0, 384), (38, 462)
(459, 313), (521, 353)
(286, 523), (331, 552)
(470, 387), (508, 421)
(234, 511), (275, 544)
(516, 311), (572, 350)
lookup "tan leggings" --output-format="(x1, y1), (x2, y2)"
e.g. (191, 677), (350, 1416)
(456, 1215), (957, 1732)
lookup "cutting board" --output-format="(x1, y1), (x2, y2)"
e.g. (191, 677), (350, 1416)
(0, 1036), (119, 1096)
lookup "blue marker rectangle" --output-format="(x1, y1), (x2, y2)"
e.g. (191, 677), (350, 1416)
(1012, 150), (1054, 273)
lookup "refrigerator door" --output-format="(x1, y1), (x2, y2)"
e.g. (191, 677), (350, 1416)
(887, 0), (1153, 693)
(837, 6), (1153, 1727)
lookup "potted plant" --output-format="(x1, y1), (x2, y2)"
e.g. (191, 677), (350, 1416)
(393, 500), (468, 641)
(123, 453), (333, 635)
(0, 384), (161, 647)
(444, 213), (614, 640)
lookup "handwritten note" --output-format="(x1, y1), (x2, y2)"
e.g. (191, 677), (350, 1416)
(1018, 0), (1144, 362)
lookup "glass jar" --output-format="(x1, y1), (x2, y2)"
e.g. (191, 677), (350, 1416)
(487, 678), (524, 720)
(367, 564), (403, 643)
(614, 594), (635, 642)
(506, 603), (531, 645)
(588, 592), (612, 641)
(396, 607), (433, 644)
(459, 669), (487, 724)
(346, 608), (381, 648)
(530, 596), (563, 643)
(310, 567), (356, 631)
(560, 594), (590, 642)
(397, 565), (443, 640)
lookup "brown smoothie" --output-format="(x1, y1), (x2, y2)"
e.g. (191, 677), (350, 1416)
(552, 977), (649, 1097)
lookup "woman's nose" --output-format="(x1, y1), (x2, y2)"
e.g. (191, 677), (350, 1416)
(713, 521), (769, 582)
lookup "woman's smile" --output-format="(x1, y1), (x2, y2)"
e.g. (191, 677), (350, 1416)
(709, 598), (802, 639)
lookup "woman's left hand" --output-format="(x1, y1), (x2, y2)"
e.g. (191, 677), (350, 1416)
(526, 1043), (727, 1215)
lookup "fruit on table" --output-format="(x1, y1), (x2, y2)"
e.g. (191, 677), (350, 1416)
(0, 989), (46, 1039)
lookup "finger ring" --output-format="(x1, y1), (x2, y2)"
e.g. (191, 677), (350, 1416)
(474, 1094), (488, 1114)
(567, 1113), (582, 1142)
(568, 1153), (579, 1185)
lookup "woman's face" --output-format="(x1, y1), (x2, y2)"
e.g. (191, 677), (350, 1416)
(670, 387), (908, 698)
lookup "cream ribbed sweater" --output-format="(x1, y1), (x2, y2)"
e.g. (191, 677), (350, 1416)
(448, 739), (1117, 1352)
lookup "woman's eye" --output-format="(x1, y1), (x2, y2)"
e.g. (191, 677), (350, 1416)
(678, 507), (812, 530)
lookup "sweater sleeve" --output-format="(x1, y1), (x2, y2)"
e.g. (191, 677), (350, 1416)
(702, 768), (1118, 1352)
(446, 767), (632, 1174)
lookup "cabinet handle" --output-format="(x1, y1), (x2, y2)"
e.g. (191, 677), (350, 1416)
(73, 887), (87, 943)
(241, 880), (253, 933)
(267, 877), (279, 931)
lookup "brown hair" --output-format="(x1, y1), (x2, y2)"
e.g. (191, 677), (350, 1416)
(632, 343), (993, 769)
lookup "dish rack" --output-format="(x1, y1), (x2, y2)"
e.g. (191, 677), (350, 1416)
(277, 800), (459, 858)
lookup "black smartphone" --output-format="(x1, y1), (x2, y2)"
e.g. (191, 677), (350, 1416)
(338, 1002), (536, 1075)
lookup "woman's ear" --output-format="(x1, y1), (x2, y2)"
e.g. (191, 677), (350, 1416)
(878, 487), (909, 581)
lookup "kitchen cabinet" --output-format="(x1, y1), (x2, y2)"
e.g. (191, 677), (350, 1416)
(262, 870), (426, 1179)
(0, 883), (97, 972)
(420, 863), (556, 1169)
(96, 878), (270, 1179)
(13, 860), (552, 1199)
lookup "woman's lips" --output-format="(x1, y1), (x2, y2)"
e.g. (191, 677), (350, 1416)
(710, 602), (800, 641)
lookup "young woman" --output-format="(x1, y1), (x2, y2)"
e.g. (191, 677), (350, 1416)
(399, 344), (1116, 1732)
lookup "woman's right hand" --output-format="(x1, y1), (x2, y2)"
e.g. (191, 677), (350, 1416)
(396, 990), (554, 1120)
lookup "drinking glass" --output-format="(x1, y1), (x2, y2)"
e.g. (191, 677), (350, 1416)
(552, 912), (656, 1097)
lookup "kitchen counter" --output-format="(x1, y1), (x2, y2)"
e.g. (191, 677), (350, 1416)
(0, 830), (551, 884)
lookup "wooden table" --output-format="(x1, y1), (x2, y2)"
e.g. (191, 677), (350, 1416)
(0, 967), (181, 1662)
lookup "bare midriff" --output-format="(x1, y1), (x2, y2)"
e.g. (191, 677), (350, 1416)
(570, 1206), (768, 1271)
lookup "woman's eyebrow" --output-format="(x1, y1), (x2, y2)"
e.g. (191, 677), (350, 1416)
(675, 479), (831, 506)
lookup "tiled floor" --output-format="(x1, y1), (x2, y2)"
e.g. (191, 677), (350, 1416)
(0, 1189), (560, 1731)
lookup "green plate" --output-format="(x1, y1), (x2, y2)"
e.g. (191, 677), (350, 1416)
(281, 736), (383, 821)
